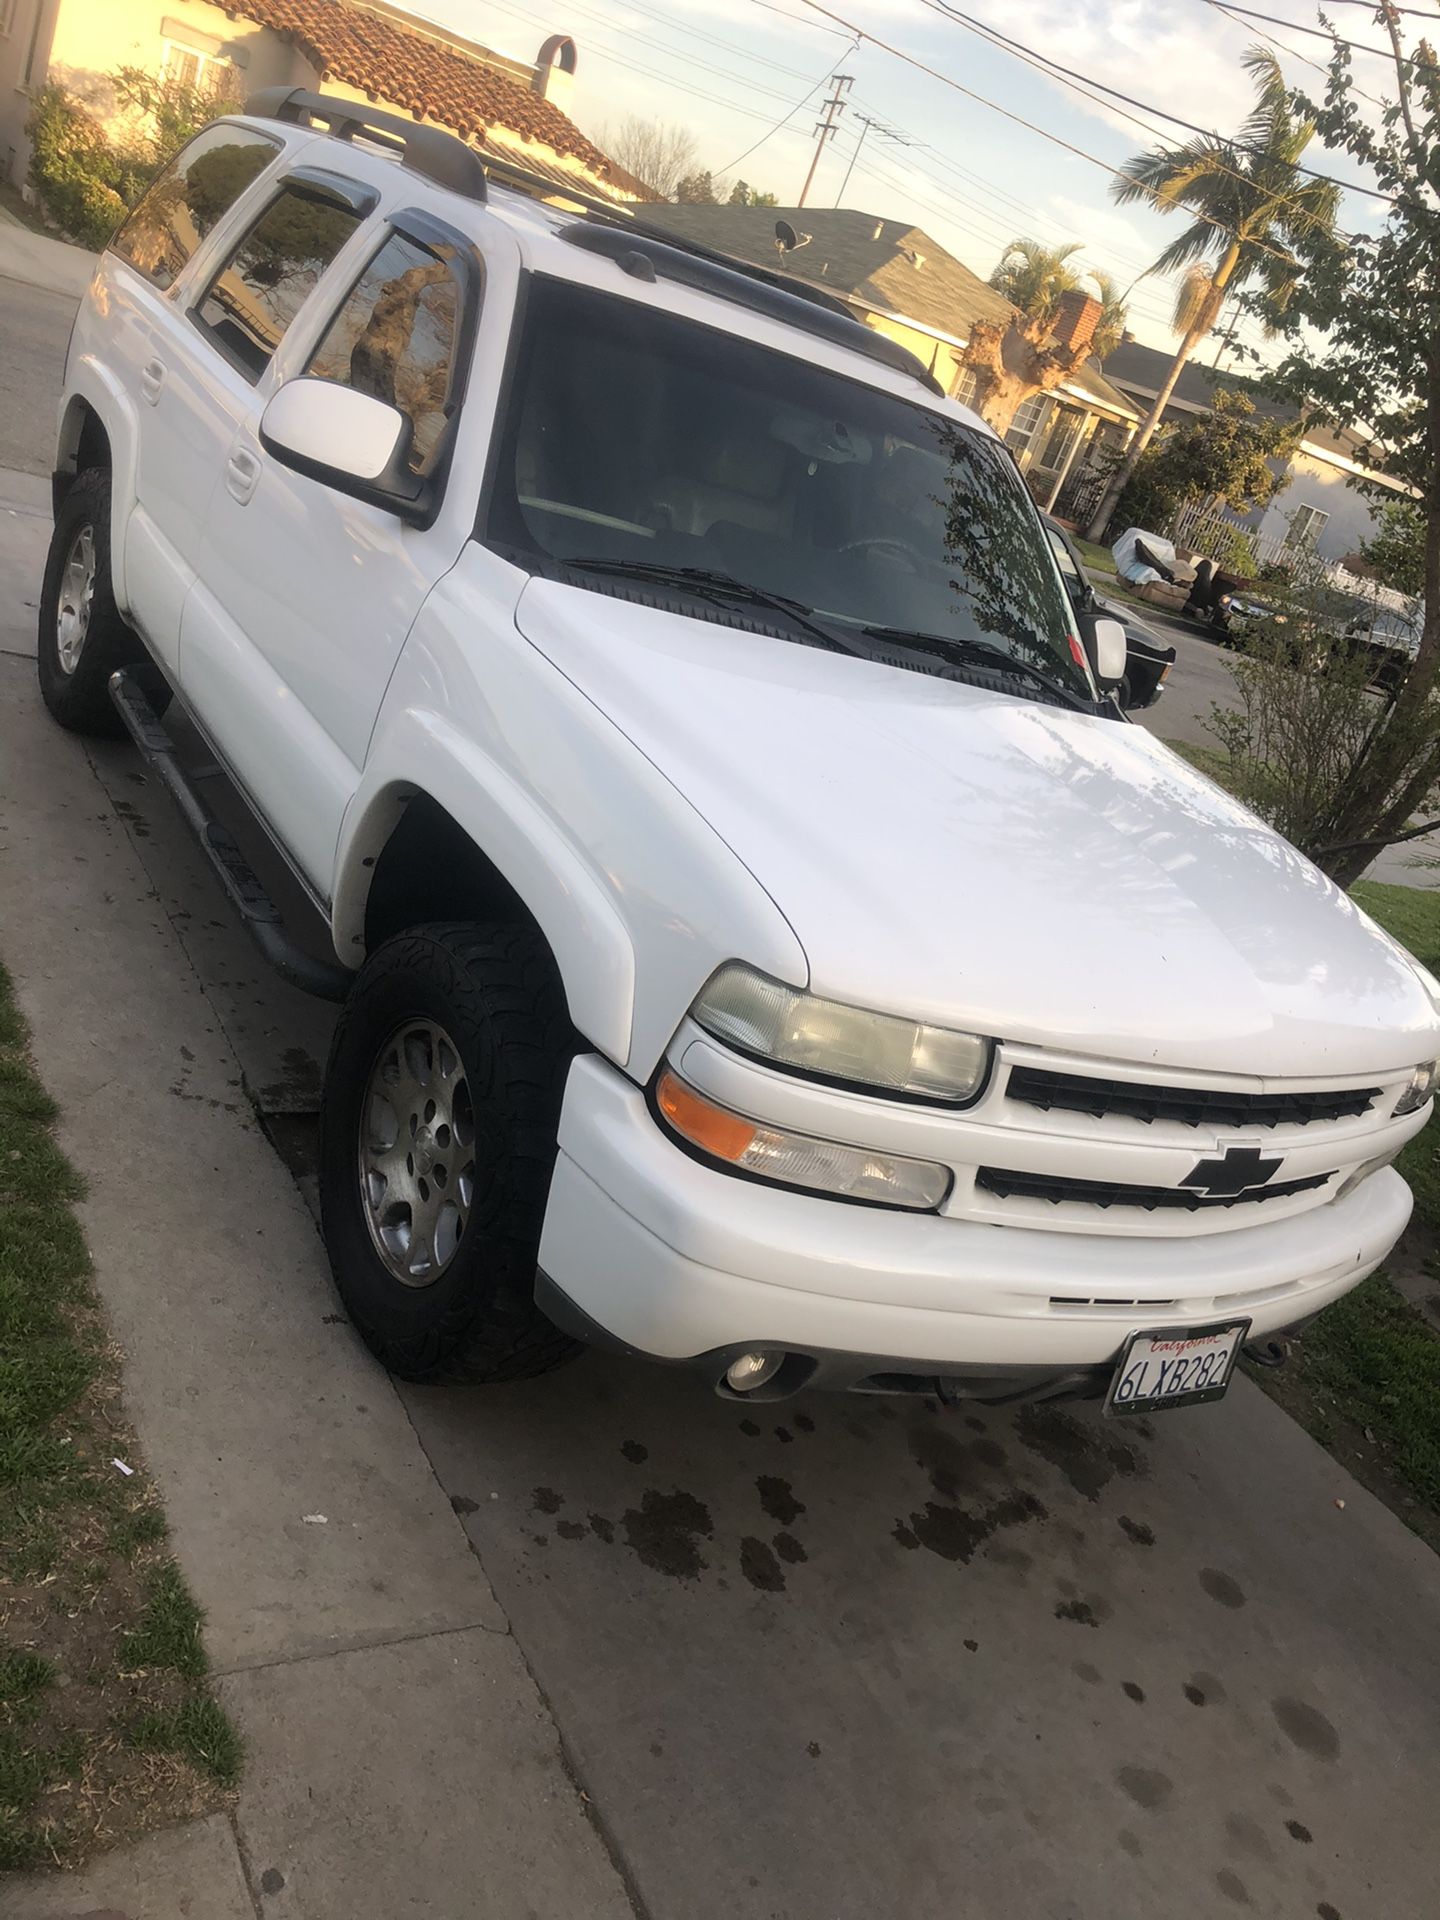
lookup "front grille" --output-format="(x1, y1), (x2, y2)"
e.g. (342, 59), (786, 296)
(1007, 1065), (1377, 1130)
(977, 1166), (1334, 1212)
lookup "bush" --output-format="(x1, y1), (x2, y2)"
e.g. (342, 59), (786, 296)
(24, 86), (144, 247)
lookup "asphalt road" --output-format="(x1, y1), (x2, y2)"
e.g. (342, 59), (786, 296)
(0, 270), (73, 477)
(4, 271), (1440, 1919)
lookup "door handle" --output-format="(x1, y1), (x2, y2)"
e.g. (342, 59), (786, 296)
(225, 447), (260, 506)
(140, 358), (166, 405)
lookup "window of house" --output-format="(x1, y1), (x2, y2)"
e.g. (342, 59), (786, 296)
(1286, 503), (1329, 548)
(1003, 392), (1049, 456)
(110, 123), (278, 291)
(1035, 408), (1084, 475)
(194, 185), (363, 382)
(952, 365), (981, 410)
(306, 232), (466, 473)
(162, 38), (237, 99)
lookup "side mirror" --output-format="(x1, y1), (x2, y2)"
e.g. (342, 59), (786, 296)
(259, 378), (426, 522)
(1079, 613), (1127, 692)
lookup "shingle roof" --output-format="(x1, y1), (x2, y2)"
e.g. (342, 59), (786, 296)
(640, 205), (1016, 342)
(227, 0), (609, 172)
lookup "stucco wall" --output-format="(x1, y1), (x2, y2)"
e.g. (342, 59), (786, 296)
(1255, 447), (1391, 561)
(0, 0), (58, 181)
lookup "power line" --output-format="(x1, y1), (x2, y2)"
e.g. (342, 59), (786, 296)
(745, 0), (856, 38)
(921, 2), (1397, 203)
(716, 51), (858, 175)
(786, 0), (1320, 267)
(1204, 0), (1438, 68)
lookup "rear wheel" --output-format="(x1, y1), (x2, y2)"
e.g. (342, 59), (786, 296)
(318, 922), (580, 1383)
(37, 469), (163, 736)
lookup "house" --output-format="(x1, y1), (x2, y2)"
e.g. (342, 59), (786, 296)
(0, 0), (639, 204)
(1100, 337), (1410, 563)
(642, 203), (1141, 511)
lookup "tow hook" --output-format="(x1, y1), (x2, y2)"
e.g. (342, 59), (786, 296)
(1242, 1337), (1289, 1370)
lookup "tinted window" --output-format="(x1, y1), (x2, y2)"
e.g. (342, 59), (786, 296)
(487, 277), (1087, 698)
(110, 125), (278, 291)
(195, 186), (361, 382)
(307, 232), (463, 472)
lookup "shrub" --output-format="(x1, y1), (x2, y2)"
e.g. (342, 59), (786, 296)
(24, 86), (141, 247)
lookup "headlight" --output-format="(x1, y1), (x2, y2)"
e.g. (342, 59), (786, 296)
(1394, 1061), (1440, 1116)
(656, 1069), (951, 1211)
(692, 963), (991, 1104)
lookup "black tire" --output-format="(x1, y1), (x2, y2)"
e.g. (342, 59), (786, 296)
(318, 922), (581, 1384)
(37, 470), (164, 736)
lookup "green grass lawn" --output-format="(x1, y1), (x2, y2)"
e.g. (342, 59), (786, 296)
(1071, 535), (1116, 576)
(0, 963), (239, 1871)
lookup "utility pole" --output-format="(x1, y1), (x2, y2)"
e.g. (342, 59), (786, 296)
(835, 113), (915, 206)
(798, 73), (851, 209)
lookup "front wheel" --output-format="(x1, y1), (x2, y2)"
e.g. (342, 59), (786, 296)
(37, 469), (162, 736)
(318, 922), (580, 1384)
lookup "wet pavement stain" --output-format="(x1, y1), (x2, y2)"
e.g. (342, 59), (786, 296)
(773, 1531), (807, 1564)
(806, 1740), (821, 1758)
(620, 1440), (649, 1464)
(793, 1411), (815, 1432)
(897, 1490), (1045, 1566)
(621, 1489), (714, 1579)
(1286, 1820), (1314, 1845)
(1118, 1515), (1155, 1546)
(259, 1867), (285, 1895)
(775, 1426), (795, 1444)
(1216, 1867), (1251, 1906)
(1116, 1765), (1173, 1811)
(449, 1494), (479, 1515)
(588, 1513), (614, 1543)
(1074, 1661), (1102, 1684)
(556, 1519), (586, 1541)
(1186, 1671), (1226, 1707)
(1199, 1568), (1247, 1609)
(1272, 1696), (1340, 1762)
(740, 1536), (786, 1592)
(1117, 1830), (1142, 1858)
(1316, 1903), (1341, 1920)
(1055, 1599), (1101, 1627)
(963, 1638), (979, 1653)
(533, 1487), (563, 1515)
(1224, 1812), (1274, 1862)
(1016, 1405), (1145, 1502)
(1121, 1681), (1145, 1703)
(756, 1475), (805, 1526)
(738, 1419), (761, 1437)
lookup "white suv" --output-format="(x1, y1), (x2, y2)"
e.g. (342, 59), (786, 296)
(39, 90), (1440, 1416)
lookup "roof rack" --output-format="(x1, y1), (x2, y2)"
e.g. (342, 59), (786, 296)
(244, 86), (487, 203)
(559, 224), (944, 396)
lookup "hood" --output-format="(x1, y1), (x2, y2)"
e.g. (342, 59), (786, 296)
(515, 581), (1438, 1079)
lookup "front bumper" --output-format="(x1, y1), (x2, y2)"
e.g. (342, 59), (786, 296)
(536, 1056), (1412, 1394)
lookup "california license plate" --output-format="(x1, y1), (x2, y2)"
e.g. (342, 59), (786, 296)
(1105, 1319), (1250, 1416)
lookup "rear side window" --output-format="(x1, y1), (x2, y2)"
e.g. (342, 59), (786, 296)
(110, 125), (279, 291)
(194, 185), (362, 383)
(306, 232), (464, 473)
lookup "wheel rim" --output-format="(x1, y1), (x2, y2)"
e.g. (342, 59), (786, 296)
(357, 1020), (477, 1288)
(55, 524), (97, 676)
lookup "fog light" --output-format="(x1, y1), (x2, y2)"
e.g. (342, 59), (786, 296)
(726, 1351), (783, 1392)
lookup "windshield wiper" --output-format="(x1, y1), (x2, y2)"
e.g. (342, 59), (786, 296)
(563, 557), (861, 657)
(860, 623), (1096, 712)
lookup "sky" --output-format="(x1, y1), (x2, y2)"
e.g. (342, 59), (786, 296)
(405, 0), (1401, 358)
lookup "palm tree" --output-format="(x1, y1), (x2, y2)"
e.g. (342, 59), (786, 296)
(1084, 47), (1339, 540)
(1087, 270), (1129, 362)
(988, 238), (1085, 331)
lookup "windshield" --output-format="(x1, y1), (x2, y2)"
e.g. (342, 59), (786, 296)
(1044, 524), (1086, 596)
(485, 275), (1092, 701)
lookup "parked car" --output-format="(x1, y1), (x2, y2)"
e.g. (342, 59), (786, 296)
(1042, 515), (1175, 709)
(37, 90), (1440, 1418)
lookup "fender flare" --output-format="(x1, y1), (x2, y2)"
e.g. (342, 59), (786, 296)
(58, 359), (141, 613)
(334, 717), (638, 1064)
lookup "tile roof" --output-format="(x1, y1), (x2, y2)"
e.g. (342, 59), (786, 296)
(226, 0), (610, 173)
(640, 204), (1016, 343)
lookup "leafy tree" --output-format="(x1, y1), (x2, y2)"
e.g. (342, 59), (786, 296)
(1085, 48), (1339, 540)
(1259, 16), (1440, 884)
(600, 116), (697, 200)
(112, 62), (242, 156)
(25, 87), (149, 246)
(1116, 388), (1299, 531)
(960, 237), (1130, 434)
(727, 180), (777, 207)
(674, 169), (719, 204)
(1359, 499), (1427, 602)
(1087, 269), (1129, 361)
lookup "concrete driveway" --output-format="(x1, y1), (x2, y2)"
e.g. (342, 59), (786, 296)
(3, 269), (1440, 1919)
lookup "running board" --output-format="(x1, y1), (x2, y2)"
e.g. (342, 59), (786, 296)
(108, 669), (352, 1002)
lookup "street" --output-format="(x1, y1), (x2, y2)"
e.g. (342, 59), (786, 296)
(4, 258), (1440, 1920)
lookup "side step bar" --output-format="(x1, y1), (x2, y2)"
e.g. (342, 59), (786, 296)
(108, 669), (352, 1003)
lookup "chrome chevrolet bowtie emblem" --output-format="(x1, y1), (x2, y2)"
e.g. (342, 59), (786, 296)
(1180, 1147), (1282, 1197)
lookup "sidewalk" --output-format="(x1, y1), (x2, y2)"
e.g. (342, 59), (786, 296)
(0, 221), (96, 298)
(0, 657), (635, 1915)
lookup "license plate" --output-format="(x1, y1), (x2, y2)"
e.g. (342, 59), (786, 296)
(1104, 1319), (1250, 1416)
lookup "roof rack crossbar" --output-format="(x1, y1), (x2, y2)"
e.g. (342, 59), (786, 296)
(245, 85), (487, 203)
(558, 225), (944, 396)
